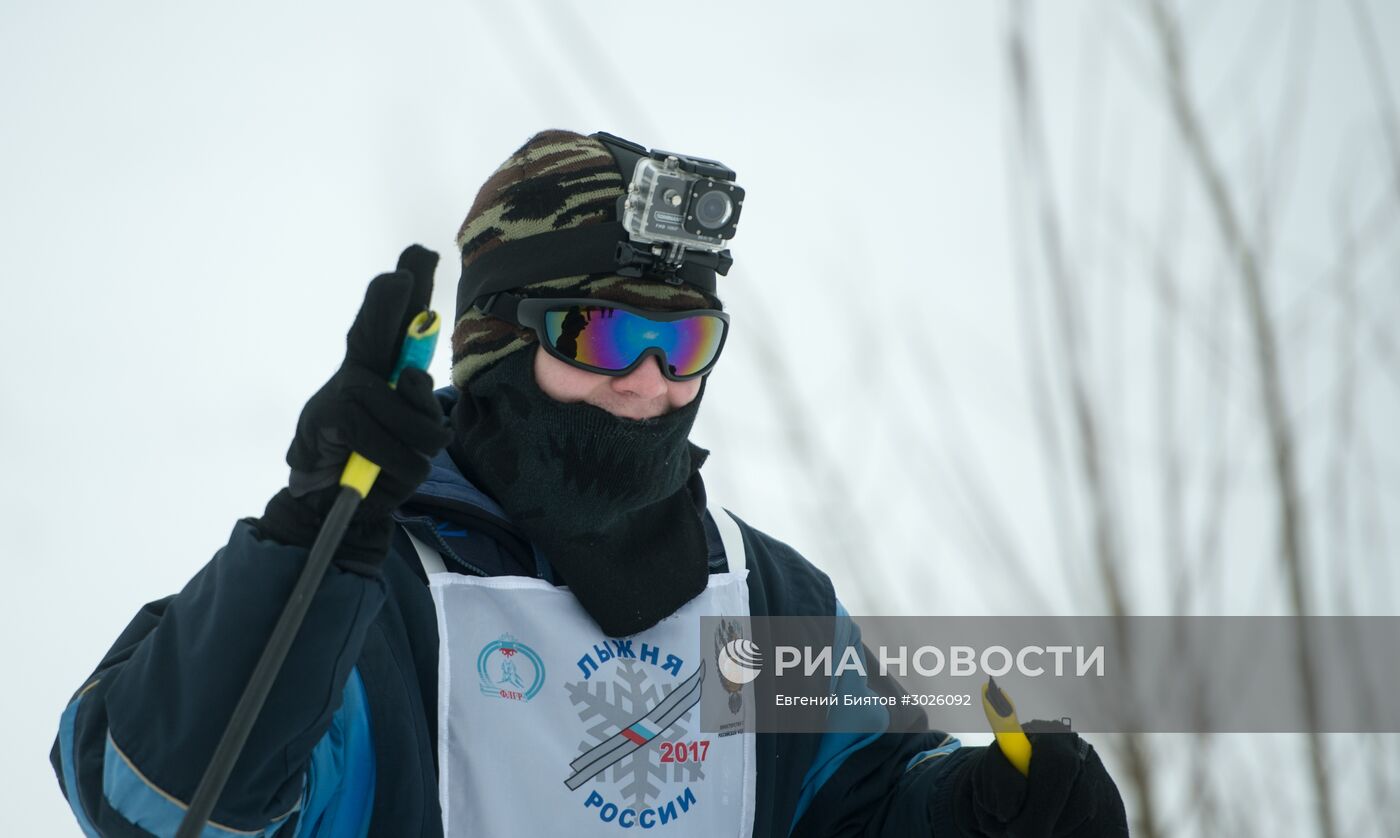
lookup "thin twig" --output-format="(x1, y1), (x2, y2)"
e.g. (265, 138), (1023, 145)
(1006, 5), (1162, 835)
(1347, 0), (1400, 207)
(1144, 2), (1337, 836)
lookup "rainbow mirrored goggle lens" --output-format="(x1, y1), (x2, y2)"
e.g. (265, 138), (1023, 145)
(512, 298), (729, 381)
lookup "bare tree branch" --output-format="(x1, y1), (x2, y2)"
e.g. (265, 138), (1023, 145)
(1144, 2), (1337, 836)
(1006, 4), (1162, 834)
(1347, 0), (1400, 206)
(1009, 0), (1130, 620)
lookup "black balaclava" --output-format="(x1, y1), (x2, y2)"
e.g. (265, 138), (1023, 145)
(450, 349), (710, 637)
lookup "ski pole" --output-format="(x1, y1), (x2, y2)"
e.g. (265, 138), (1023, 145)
(177, 309), (440, 838)
(982, 675), (1032, 776)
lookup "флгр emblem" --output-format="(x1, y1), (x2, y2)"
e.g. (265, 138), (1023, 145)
(478, 633), (545, 702)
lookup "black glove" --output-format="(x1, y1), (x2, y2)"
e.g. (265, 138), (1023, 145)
(254, 245), (453, 572)
(938, 720), (1128, 837)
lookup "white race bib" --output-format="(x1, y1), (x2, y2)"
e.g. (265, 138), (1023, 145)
(420, 508), (756, 836)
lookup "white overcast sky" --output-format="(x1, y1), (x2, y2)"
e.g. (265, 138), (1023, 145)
(3, 1), (1398, 834)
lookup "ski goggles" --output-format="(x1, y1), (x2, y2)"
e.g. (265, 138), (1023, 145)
(483, 294), (730, 381)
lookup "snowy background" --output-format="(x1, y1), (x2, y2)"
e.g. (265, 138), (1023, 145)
(3, 1), (1398, 835)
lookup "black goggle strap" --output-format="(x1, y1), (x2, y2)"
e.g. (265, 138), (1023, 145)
(478, 292), (719, 330)
(475, 290), (527, 326)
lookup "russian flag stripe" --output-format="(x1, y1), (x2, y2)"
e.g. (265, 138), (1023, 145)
(623, 722), (654, 744)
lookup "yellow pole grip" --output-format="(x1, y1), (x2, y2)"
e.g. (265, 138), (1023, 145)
(340, 454), (382, 499)
(982, 677), (1033, 776)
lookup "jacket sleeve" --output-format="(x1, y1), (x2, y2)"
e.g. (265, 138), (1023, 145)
(789, 603), (971, 837)
(51, 520), (386, 837)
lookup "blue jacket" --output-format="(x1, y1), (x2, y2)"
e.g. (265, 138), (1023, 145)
(52, 408), (968, 836)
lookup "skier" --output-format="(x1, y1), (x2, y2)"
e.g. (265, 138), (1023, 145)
(52, 130), (1128, 836)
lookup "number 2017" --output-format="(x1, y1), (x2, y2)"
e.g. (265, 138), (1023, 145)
(659, 740), (710, 763)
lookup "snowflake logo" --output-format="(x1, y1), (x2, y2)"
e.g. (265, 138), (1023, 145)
(565, 659), (706, 809)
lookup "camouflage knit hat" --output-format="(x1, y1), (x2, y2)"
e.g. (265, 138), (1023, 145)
(451, 130), (719, 387)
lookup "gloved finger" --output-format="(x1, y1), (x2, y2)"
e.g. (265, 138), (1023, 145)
(341, 401), (438, 485)
(392, 369), (450, 439)
(285, 384), (338, 471)
(395, 244), (438, 333)
(346, 379), (451, 457)
(1023, 727), (1087, 764)
(972, 741), (1030, 822)
(1022, 718), (1074, 736)
(287, 459), (347, 498)
(346, 271), (417, 378)
(1011, 731), (1084, 834)
(1048, 755), (1102, 834)
(393, 367), (447, 420)
(1067, 746), (1127, 835)
(285, 418), (346, 477)
(342, 370), (452, 458)
(360, 470), (422, 518)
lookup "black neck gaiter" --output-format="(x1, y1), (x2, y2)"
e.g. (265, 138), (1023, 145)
(450, 350), (710, 637)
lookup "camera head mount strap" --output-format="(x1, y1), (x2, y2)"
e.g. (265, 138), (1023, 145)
(458, 223), (729, 319)
(591, 131), (647, 184)
(593, 131), (736, 181)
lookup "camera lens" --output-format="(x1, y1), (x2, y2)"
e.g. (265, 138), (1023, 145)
(693, 189), (733, 229)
